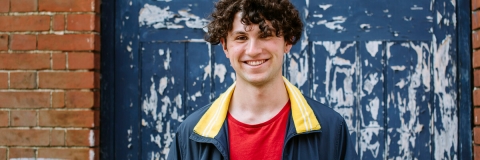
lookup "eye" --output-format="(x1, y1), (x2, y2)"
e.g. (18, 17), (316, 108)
(235, 36), (247, 40)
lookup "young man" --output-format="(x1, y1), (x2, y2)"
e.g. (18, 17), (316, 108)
(168, 0), (357, 159)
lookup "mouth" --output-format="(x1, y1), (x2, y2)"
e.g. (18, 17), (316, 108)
(244, 59), (268, 66)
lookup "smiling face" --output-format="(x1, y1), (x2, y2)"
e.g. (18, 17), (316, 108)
(221, 12), (293, 86)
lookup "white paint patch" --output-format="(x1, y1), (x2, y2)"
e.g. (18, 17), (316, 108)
(214, 63), (227, 83)
(332, 57), (352, 66)
(89, 149), (94, 160)
(158, 77), (168, 95)
(313, 14), (323, 18)
(316, 16), (346, 31)
(437, 11), (443, 24)
(151, 134), (162, 147)
(162, 122), (174, 158)
(89, 130), (95, 147)
(139, 4), (209, 29)
(164, 48), (172, 70)
(363, 73), (379, 95)
(160, 96), (171, 117)
(411, 5), (423, 10)
(127, 126), (132, 148)
(366, 41), (381, 57)
(139, 5), (182, 29)
(318, 4), (332, 10)
(143, 77), (158, 120)
(360, 24), (371, 30)
(391, 65), (406, 71)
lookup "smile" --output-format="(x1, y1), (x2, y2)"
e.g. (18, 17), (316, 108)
(244, 59), (268, 66)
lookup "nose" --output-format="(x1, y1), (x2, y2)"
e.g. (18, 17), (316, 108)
(245, 39), (262, 56)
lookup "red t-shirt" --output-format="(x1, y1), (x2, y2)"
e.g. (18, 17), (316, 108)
(227, 101), (290, 160)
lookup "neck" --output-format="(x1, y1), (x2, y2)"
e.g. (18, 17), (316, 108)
(228, 76), (289, 124)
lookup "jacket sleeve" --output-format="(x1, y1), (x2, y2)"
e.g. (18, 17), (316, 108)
(338, 119), (358, 160)
(167, 132), (183, 160)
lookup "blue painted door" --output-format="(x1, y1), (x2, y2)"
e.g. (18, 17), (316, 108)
(112, 0), (461, 159)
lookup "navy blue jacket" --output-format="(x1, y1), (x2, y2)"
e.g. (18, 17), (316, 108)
(167, 78), (358, 160)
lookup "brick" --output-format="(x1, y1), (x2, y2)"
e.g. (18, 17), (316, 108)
(10, 72), (36, 89)
(38, 148), (94, 160)
(11, 0), (37, 12)
(39, 110), (95, 127)
(10, 34), (36, 50)
(476, 145), (480, 160)
(475, 12), (480, 31)
(66, 129), (98, 146)
(476, 70), (480, 87)
(66, 91), (95, 108)
(0, 111), (8, 127)
(0, 0), (9, 12)
(39, 72), (96, 89)
(0, 34), (7, 51)
(0, 16), (50, 31)
(11, 110), (36, 127)
(52, 53), (66, 70)
(475, 50), (480, 69)
(39, 0), (95, 12)
(0, 92), (50, 108)
(52, 91), (65, 108)
(53, 15), (65, 31)
(67, 14), (96, 31)
(68, 52), (96, 69)
(476, 32), (480, 49)
(0, 72), (7, 89)
(475, 108), (480, 125)
(0, 148), (5, 160)
(476, 90), (480, 106)
(50, 129), (65, 146)
(0, 53), (50, 70)
(475, 0), (480, 10)
(38, 34), (97, 51)
(0, 129), (49, 146)
(476, 128), (480, 145)
(9, 148), (35, 158)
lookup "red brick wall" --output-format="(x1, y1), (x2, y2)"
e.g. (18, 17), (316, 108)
(475, 0), (480, 159)
(0, 0), (100, 159)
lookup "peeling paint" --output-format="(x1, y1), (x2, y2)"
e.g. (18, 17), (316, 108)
(432, 35), (458, 160)
(159, 77), (168, 95)
(318, 4), (332, 10)
(139, 4), (209, 29)
(89, 130), (95, 147)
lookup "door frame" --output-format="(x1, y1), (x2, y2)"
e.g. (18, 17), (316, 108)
(99, 0), (473, 159)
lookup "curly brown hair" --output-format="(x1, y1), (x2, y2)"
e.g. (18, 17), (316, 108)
(205, 0), (303, 45)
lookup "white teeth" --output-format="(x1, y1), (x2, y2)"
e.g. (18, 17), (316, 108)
(246, 60), (266, 66)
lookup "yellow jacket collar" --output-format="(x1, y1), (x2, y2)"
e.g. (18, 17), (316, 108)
(193, 77), (321, 138)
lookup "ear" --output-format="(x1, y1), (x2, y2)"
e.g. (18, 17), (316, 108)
(220, 38), (230, 58)
(284, 42), (293, 53)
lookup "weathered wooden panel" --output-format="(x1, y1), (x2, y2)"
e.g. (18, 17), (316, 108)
(140, 42), (186, 159)
(185, 43), (212, 115)
(311, 41), (358, 149)
(385, 41), (432, 159)
(358, 41), (385, 160)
